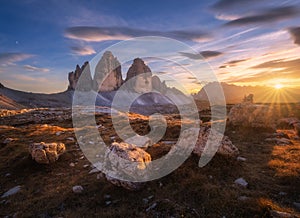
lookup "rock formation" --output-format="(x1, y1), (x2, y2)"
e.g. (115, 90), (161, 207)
(93, 51), (122, 92)
(68, 61), (93, 91)
(152, 75), (168, 94)
(103, 142), (151, 190)
(29, 142), (66, 164)
(125, 58), (152, 93)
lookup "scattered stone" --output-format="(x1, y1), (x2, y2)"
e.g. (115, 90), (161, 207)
(105, 201), (112, 206)
(89, 168), (100, 174)
(79, 156), (84, 160)
(3, 138), (13, 144)
(279, 192), (287, 196)
(146, 202), (157, 212)
(69, 162), (75, 167)
(1, 185), (21, 198)
(72, 185), (83, 194)
(104, 194), (111, 200)
(66, 137), (75, 141)
(237, 156), (247, 162)
(125, 135), (152, 150)
(270, 210), (293, 218)
(102, 142), (151, 190)
(208, 175), (213, 179)
(238, 196), (249, 201)
(83, 164), (89, 168)
(265, 138), (293, 145)
(56, 131), (62, 136)
(29, 142), (66, 164)
(234, 178), (248, 188)
(5, 173), (11, 177)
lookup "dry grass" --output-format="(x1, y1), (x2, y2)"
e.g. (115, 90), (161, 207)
(0, 111), (300, 217)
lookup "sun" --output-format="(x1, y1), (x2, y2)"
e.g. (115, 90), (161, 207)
(274, 84), (283, 90)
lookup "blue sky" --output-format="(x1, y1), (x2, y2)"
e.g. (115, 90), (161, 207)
(0, 0), (300, 93)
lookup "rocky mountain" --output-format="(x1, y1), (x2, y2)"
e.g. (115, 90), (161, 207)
(194, 82), (300, 104)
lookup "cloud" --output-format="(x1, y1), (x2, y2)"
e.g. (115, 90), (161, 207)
(225, 6), (299, 26)
(71, 46), (96, 56)
(0, 53), (33, 66)
(64, 26), (210, 42)
(212, 0), (259, 10)
(219, 59), (249, 68)
(179, 50), (223, 60)
(289, 27), (300, 45)
(23, 65), (50, 72)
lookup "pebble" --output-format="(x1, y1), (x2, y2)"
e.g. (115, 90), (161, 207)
(279, 191), (287, 196)
(89, 168), (100, 174)
(237, 156), (247, 162)
(66, 137), (75, 141)
(146, 202), (157, 212)
(72, 185), (83, 194)
(270, 210), (293, 218)
(56, 131), (62, 136)
(69, 162), (75, 167)
(1, 186), (21, 198)
(83, 164), (89, 168)
(3, 138), (13, 144)
(104, 194), (111, 199)
(234, 178), (248, 187)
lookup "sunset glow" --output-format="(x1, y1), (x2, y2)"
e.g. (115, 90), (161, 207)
(274, 84), (283, 90)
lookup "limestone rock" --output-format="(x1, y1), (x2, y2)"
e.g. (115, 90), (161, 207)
(193, 126), (239, 157)
(103, 142), (151, 190)
(93, 51), (122, 92)
(228, 102), (277, 130)
(68, 61), (92, 91)
(125, 58), (152, 93)
(234, 178), (248, 187)
(152, 75), (168, 94)
(1, 185), (21, 198)
(29, 142), (66, 164)
(72, 185), (84, 194)
(124, 135), (152, 150)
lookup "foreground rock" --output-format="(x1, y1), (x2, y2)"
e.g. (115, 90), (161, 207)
(29, 142), (66, 164)
(193, 126), (239, 157)
(102, 142), (151, 190)
(228, 102), (276, 130)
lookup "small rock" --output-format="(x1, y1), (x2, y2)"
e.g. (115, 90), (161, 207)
(143, 198), (149, 204)
(279, 192), (287, 196)
(66, 137), (75, 141)
(1, 186), (21, 198)
(69, 162), (75, 167)
(104, 194), (111, 200)
(83, 164), (89, 168)
(159, 182), (163, 188)
(105, 201), (112, 206)
(29, 142), (66, 164)
(146, 202), (157, 212)
(3, 138), (13, 144)
(208, 175), (213, 179)
(270, 210), (293, 218)
(79, 156), (84, 160)
(72, 185), (83, 194)
(234, 178), (248, 187)
(237, 156), (247, 162)
(56, 131), (62, 136)
(89, 168), (100, 174)
(238, 196), (249, 201)
(5, 173), (11, 177)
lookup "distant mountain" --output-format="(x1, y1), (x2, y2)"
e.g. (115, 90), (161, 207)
(0, 92), (25, 110)
(194, 82), (300, 104)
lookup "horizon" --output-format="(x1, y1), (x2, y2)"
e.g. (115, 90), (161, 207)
(1, 0), (300, 96)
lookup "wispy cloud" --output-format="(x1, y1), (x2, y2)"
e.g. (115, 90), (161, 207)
(224, 6), (299, 26)
(0, 53), (33, 66)
(179, 50), (223, 60)
(71, 45), (96, 56)
(219, 58), (249, 68)
(23, 64), (50, 72)
(64, 26), (210, 42)
(289, 27), (300, 46)
(212, 0), (261, 10)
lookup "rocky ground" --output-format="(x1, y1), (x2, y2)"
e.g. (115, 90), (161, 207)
(0, 107), (300, 217)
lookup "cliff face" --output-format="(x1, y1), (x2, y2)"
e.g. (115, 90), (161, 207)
(68, 61), (92, 91)
(125, 58), (152, 93)
(93, 51), (123, 92)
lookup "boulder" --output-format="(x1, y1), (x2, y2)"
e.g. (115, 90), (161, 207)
(29, 142), (66, 164)
(228, 103), (277, 130)
(103, 142), (151, 190)
(93, 51), (122, 92)
(193, 126), (239, 157)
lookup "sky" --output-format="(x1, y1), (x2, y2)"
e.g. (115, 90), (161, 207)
(0, 0), (300, 93)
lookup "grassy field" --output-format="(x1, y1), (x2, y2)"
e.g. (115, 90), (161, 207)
(0, 109), (299, 217)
